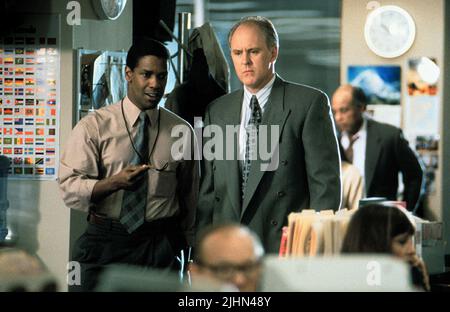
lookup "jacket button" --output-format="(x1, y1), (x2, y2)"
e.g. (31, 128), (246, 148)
(271, 220), (278, 226)
(215, 197), (220, 202)
(213, 165), (216, 171)
(277, 191), (285, 197)
(281, 160), (288, 166)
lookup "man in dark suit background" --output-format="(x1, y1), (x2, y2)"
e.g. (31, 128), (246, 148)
(197, 16), (341, 253)
(331, 84), (424, 211)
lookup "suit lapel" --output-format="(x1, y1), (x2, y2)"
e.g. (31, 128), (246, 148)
(365, 119), (381, 194)
(217, 91), (243, 218)
(242, 76), (291, 216)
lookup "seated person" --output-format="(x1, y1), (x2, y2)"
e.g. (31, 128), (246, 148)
(341, 204), (430, 291)
(189, 223), (264, 292)
(341, 160), (364, 210)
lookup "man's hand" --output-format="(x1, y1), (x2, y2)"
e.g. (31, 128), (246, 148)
(91, 164), (150, 203)
(112, 165), (150, 191)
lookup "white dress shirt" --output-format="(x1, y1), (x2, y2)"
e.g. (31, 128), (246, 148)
(340, 116), (368, 196)
(238, 75), (276, 162)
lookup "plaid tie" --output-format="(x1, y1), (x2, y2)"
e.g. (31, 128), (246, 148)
(120, 111), (149, 233)
(242, 95), (262, 200)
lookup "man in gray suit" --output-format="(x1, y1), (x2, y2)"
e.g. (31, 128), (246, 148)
(197, 16), (341, 253)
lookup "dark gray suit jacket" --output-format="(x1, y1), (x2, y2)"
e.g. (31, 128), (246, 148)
(364, 118), (424, 211)
(197, 76), (341, 253)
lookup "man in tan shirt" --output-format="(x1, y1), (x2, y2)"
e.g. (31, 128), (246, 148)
(59, 39), (198, 291)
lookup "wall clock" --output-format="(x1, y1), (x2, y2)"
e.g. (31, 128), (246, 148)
(364, 5), (416, 58)
(92, 0), (127, 20)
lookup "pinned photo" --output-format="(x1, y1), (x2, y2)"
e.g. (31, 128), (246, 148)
(348, 65), (401, 105)
(407, 57), (439, 96)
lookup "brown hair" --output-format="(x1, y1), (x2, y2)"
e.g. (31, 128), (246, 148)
(341, 204), (415, 254)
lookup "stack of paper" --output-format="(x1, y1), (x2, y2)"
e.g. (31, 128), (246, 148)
(280, 209), (355, 257)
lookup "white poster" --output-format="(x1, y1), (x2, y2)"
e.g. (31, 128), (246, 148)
(403, 96), (439, 142)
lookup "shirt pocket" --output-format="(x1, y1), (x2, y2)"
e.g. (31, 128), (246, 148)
(148, 163), (178, 198)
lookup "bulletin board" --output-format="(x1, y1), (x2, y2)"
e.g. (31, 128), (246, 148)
(0, 15), (60, 180)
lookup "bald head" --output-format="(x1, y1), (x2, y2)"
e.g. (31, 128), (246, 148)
(333, 84), (353, 104)
(331, 84), (367, 134)
(192, 224), (264, 292)
(333, 84), (367, 109)
(196, 224), (264, 264)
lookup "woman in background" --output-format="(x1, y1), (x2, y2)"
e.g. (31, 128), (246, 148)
(341, 204), (430, 291)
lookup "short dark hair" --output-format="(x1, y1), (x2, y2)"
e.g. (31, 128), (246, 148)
(351, 86), (368, 108)
(341, 204), (415, 254)
(194, 223), (264, 263)
(126, 38), (170, 70)
(228, 16), (279, 49)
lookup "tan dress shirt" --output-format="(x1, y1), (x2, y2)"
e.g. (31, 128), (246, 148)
(58, 97), (199, 243)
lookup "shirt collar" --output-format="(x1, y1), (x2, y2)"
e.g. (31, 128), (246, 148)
(123, 96), (159, 128)
(243, 74), (276, 109)
(341, 116), (367, 145)
(359, 115), (368, 136)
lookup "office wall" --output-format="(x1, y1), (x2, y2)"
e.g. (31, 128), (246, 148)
(73, 0), (132, 51)
(340, 0), (445, 224)
(6, 0), (132, 291)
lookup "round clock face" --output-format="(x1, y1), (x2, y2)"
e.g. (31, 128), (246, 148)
(93, 0), (127, 20)
(364, 5), (416, 58)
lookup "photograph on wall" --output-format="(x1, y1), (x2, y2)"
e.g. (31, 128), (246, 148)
(348, 65), (402, 128)
(0, 14), (60, 180)
(407, 57), (439, 96)
(348, 65), (401, 105)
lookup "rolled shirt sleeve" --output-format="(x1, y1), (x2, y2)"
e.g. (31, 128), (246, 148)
(58, 117), (100, 212)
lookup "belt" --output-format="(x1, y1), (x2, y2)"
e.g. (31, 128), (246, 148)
(88, 213), (124, 231)
(87, 213), (179, 234)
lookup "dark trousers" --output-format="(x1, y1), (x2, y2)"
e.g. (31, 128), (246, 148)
(70, 216), (186, 292)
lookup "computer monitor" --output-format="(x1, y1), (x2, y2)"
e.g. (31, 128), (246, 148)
(95, 265), (183, 292)
(95, 264), (237, 292)
(260, 254), (416, 292)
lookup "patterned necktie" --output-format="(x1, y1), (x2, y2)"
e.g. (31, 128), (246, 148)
(120, 111), (149, 233)
(344, 134), (359, 164)
(242, 95), (262, 201)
